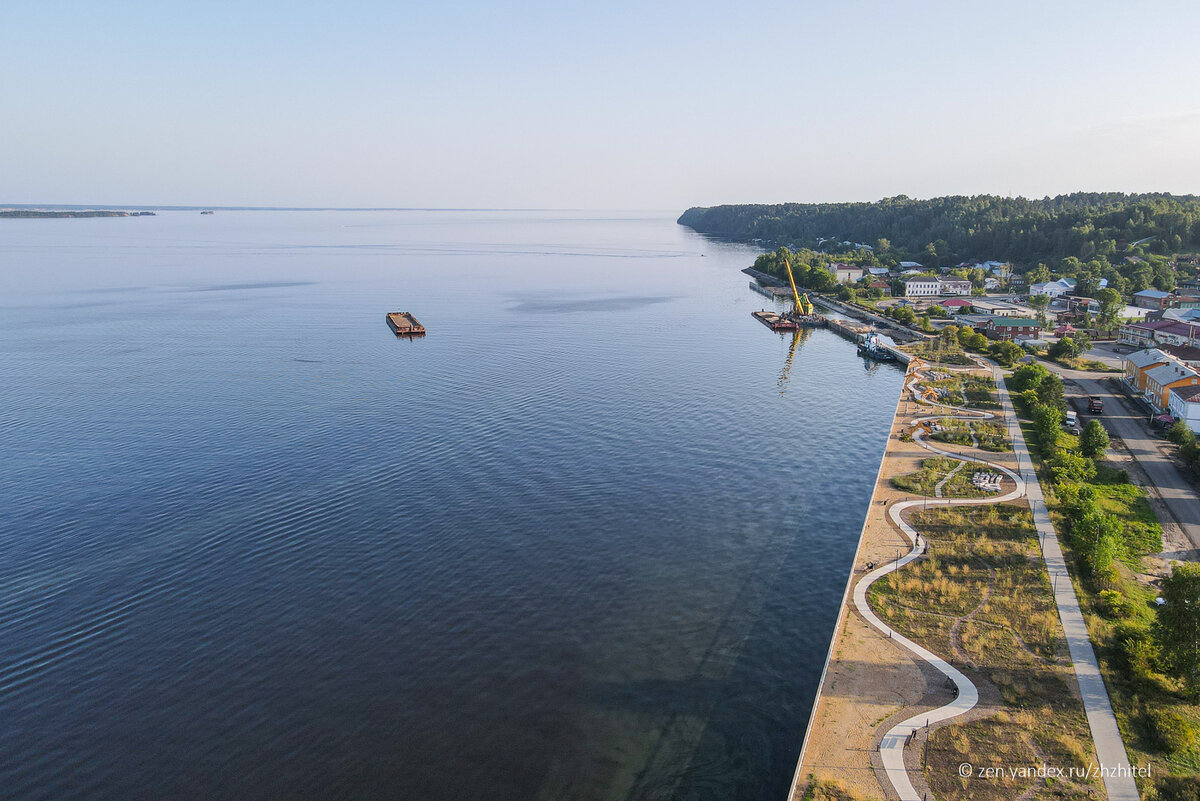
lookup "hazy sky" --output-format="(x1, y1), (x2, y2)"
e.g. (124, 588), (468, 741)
(4, 1), (1200, 209)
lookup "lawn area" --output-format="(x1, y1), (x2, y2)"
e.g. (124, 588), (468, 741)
(1007, 378), (1200, 798)
(868, 504), (1101, 801)
(907, 339), (975, 366)
(891, 457), (1002, 498)
(929, 417), (1010, 452)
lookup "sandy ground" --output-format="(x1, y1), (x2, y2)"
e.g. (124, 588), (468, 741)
(789, 372), (1024, 801)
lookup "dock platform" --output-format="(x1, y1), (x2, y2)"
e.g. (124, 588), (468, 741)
(386, 311), (426, 336)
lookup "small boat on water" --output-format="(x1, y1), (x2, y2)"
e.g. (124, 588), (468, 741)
(386, 311), (426, 336)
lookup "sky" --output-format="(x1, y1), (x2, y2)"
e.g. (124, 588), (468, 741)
(3, 0), (1200, 209)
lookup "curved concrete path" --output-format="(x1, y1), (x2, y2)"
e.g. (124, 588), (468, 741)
(859, 362), (1138, 801)
(855, 367), (1025, 800)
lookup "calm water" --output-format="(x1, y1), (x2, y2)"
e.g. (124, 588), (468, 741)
(0, 211), (903, 801)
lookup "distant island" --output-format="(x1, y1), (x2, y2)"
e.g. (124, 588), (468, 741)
(0, 209), (156, 218)
(678, 193), (1200, 267)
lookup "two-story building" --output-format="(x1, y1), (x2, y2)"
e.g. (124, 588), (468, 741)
(1119, 319), (1200, 349)
(1143, 360), (1200, 411)
(903, 277), (942, 297)
(830, 264), (865, 284)
(1122, 348), (1171, 392)
(984, 317), (1040, 341)
(939, 278), (973, 296)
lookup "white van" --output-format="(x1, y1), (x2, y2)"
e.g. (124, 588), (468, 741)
(1065, 410), (1078, 427)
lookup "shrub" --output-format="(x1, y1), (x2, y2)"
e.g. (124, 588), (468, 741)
(1097, 589), (1132, 619)
(1148, 707), (1198, 754)
(1167, 420), (1194, 446)
(1158, 775), (1200, 801)
(1047, 450), (1097, 483)
(1115, 623), (1161, 686)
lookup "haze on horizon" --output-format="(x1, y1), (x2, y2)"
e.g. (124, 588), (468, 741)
(4, 0), (1200, 210)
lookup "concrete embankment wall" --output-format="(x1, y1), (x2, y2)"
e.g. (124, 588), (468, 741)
(786, 369), (912, 799)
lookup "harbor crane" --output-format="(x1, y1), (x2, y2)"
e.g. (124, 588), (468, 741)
(782, 254), (815, 317)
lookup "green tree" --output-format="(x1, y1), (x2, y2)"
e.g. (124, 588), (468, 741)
(1156, 562), (1200, 700)
(1035, 373), (1066, 411)
(1032, 403), (1063, 454)
(1049, 337), (1079, 360)
(1010, 363), (1049, 393)
(1096, 287), (1123, 331)
(990, 340), (1022, 366)
(1080, 419), (1110, 458)
(1027, 263), (1052, 284)
(1028, 294), (1051, 312)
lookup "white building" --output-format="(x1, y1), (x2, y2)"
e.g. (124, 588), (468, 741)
(832, 265), (865, 284)
(939, 278), (972, 296)
(903, 277), (942, 297)
(1169, 385), (1200, 432)
(1030, 278), (1076, 298)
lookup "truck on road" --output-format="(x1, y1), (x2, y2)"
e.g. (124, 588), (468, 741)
(1089, 397), (1104, 414)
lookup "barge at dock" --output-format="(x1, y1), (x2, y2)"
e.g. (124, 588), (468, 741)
(386, 311), (426, 336)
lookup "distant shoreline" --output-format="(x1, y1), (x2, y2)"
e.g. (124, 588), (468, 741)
(0, 210), (156, 219)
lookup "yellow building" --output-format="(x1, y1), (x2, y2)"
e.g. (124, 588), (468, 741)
(1122, 348), (1170, 392)
(1143, 360), (1200, 410)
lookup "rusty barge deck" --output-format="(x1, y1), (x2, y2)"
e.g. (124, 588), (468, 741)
(386, 311), (426, 336)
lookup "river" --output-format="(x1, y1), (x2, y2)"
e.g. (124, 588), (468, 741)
(0, 210), (904, 800)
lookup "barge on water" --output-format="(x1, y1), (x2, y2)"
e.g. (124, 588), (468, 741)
(386, 311), (426, 336)
(752, 310), (826, 331)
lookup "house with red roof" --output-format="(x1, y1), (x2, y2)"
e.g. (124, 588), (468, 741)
(939, 298), (973, 314)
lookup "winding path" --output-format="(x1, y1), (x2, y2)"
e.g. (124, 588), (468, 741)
(858, 362), (1138, 801)
(855, 366), (1024, 800)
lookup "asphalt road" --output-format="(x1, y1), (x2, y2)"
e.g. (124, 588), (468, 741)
(1049, 360), (1200, 556)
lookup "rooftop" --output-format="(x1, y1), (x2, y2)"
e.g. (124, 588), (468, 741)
(1161, 344), (1200, 363)
(1134, 289), (1172, 299)
(1145, 361), (1200, 386)
(1172, 384), (1200, 403)
(1125, 348), (1170, 369)
(989, 317), (1039, 327)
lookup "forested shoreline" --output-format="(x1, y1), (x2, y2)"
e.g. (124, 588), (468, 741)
(678, 194), (1200, 268)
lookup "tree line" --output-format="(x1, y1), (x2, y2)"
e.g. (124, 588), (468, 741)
(681, 193), (1200, 287)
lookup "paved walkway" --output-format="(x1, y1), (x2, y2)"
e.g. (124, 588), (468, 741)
(992, 365), (1139, 801)
(858, 386), (1022, 800)
(859, 363), (1139, 801)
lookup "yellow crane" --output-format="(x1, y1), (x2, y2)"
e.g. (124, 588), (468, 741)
(781, 254), (814, 316)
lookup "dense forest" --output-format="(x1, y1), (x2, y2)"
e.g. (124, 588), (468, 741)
(678, 194), (1200, 268)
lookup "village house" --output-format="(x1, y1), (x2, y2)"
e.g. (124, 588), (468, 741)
(828, 263), (865, 284)
(1030, 277), (1076, 298)
(1122, 348), (1171, 393)
(1168, 385), (1200, 433)
(938, 298), (973, 314)
(1143, 360), (1200, 411)
(1133, 288), (1174, 310)
(1118, 319), (1200, 349)
(984, 317), (1039, 341)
